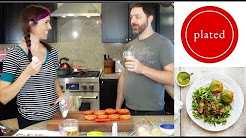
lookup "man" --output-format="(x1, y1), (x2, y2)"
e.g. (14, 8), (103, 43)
(116, 3), (174, 115)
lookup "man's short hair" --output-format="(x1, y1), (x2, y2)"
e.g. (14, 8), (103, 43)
(130, 3), (158, 17)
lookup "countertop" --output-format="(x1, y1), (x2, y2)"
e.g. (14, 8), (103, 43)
(100, 72), (121, 79)
(0, 115), (177, 136)
(175, 67), (246, 136)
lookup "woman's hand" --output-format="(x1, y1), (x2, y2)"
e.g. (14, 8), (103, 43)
(54, 95), (64, 105)
(23, 56), (42, 77)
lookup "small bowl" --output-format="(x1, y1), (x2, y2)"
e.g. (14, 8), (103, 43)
(176, 71), (192, 87)
(159, 123), (175, 136)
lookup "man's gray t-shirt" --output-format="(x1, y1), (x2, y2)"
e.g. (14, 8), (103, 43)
(123, 32), (174, 111)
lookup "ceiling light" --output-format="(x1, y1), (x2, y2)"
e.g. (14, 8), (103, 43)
(72, 31), (79, 39)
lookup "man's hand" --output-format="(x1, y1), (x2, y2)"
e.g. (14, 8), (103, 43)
(125, 57), (145, 74)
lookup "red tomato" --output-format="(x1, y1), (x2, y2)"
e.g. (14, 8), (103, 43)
(82, 110), (94, 115)
(84, 115), (97, 121)
(108, 114), (120, 121)
(96, 114), (108, 119)
(94, 110), (106, 115)
(105, 108), (117, 114)
(119, 114), (131, 120)
(117, 109), (130, 115)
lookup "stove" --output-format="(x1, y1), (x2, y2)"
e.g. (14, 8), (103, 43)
(58, 69), (102, 111)
(58, 70), (101, 92)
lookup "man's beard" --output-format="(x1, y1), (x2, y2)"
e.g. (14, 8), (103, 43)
(131, 20), (148, 36)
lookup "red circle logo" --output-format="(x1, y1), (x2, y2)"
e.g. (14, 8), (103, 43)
(181, 6), (238, 63)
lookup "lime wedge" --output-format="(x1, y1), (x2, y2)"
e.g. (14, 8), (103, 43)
(87, 131), (104, 136)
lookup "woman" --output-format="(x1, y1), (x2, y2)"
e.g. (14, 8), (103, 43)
(0, 5), (64, 129)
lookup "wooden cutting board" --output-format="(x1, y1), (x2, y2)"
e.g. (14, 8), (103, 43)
(47, 111), (134, 132)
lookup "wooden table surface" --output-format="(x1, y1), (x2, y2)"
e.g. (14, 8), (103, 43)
(1, 115), (175, 136)
(175, 67), (246, 136)
(28, 115), (174, 136)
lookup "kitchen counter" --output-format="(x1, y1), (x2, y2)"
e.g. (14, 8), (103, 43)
(100, 72), (121, 79)
(1, 115), (177, 136)
(175, 67), (246, 136)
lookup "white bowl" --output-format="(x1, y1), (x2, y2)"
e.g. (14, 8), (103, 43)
(159, 123), (175, 136)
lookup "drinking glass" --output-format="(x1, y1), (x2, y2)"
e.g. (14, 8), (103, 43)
(123, 50), (134, 59)
(59, 119), (80, 136)
(122, 50), (135, 70)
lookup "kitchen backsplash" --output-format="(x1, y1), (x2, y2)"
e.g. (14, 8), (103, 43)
(51, 16), (127, 70)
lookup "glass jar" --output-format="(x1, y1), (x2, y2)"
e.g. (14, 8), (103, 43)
(59, 119), (80, 136)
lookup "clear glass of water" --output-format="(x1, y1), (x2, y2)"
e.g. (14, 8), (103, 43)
(123, 50), (134, 59)
(122, 50), (135, 70)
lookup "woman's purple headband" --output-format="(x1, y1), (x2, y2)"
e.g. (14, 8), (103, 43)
(35, 10), (51, 21)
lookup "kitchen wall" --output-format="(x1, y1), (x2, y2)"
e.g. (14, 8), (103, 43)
(51, 16), (126, 70)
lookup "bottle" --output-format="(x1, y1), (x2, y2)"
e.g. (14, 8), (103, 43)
(112, 122), (118, 136)
(59, 91), (71, 118)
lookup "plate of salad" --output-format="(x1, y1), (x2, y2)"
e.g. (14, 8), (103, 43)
(186, 72), (244, 131)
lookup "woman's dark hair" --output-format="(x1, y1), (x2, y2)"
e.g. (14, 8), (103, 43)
(20, 4), (52, 62)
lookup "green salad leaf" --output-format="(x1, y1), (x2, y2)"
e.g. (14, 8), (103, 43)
(191, 82), (233, 126)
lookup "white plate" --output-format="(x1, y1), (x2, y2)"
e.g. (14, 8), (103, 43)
(186, 72), (244, 131)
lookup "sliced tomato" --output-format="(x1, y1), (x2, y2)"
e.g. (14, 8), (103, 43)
(105, 108), (117, 114)
(108, 114), (120, 121)
(95, 118), (110, 122)
(82, 110), (94, 115)
(117, 109), (130, 115)
(96, 114), (108, 119)
(84, 115), (97, 121)
(94, 110), (106, 115)
(119, 114), (131, 120)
